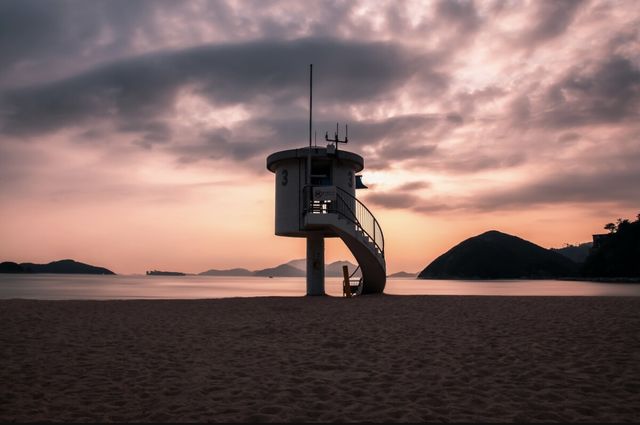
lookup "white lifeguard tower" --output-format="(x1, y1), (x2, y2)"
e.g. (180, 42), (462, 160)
(266, 65), (386, 296)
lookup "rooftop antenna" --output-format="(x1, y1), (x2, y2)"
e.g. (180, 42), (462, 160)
(325, 122), (349, 152)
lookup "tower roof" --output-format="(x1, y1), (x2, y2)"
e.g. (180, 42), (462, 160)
(266, 147), (364, 173)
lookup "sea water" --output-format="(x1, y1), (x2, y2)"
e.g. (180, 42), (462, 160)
(0, 274), (639, 300)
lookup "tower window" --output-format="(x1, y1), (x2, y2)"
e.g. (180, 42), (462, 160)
(310, 161), (332, 186)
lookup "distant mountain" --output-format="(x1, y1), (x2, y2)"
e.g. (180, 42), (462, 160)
(418, 230), (579, 279)
(254, 264), (306, 277)
(582, 219), (640, 278)
(1, 259), (115, 275)
(197, 259), (361, 278)
(388, 271), (417, 278)
(285, 259), (360, 277)
(551, 242), (593, 264)
(326, 261), (361, 277)
(285, 259), (307, 270)
(199, 268), (253, 276)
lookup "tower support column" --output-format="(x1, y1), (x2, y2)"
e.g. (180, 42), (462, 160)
(306, 232), (325, 296)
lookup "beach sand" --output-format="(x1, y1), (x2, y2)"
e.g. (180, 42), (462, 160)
(1, 296), (639, 422)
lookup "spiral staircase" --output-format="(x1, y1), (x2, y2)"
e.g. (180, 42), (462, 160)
(304, 186), (386, 294)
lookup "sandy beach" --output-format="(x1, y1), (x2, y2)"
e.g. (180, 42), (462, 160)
(1, 296), (639, 422)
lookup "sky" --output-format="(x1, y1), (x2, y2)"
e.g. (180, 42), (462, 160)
(0, 0), (639, 275)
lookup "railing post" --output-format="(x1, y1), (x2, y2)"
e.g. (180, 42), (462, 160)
(373, 222), (376, 243)
(342, 265), (351, 298)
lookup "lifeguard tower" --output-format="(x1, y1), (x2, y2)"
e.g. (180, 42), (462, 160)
(266, 65), (386, 296)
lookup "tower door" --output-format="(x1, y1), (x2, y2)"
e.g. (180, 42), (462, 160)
(310, 160), (332, 186)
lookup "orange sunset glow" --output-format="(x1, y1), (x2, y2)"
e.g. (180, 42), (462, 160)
(1, 0), (638, 275)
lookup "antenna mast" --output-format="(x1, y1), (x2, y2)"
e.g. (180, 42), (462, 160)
(307, 64), (312, 188)
(325, 122), (349, 152)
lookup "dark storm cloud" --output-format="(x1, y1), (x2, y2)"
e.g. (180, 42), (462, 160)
(403, 149), (527, 174)
(377, 143), (439, 163)
(412, 201), (460, 213)
(475, 167), (640, 211)
(366, 191), (456, 214)
(0, 0), (369, 86)
(605, 26), (640, 54)
(352, 114), (439, 142)
(127, 121), (174, 150)
(168, 114), (445, 166)
(378, 0), (482, 46)
(435, 0), (481, 33)
(169, 110), (464, 170)
(397, 181), (431, 191)
(342, 114), (462, 169)
(0, 1), (93, 75)
(0, 38), (441, 138)
(557, 132), (581, 144)
(0, 0), (175, 86)
(0, 56), (179, 137)
(379, 161), (640, 214)
(540, 56), (640, 127)
(452, 86), (506, 116)
(170, 126), (268, 164)
(365, 192), (420, 209)
(518, 0), (585, 46)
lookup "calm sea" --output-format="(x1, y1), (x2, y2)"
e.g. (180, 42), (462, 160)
(0, 274), (639, 299)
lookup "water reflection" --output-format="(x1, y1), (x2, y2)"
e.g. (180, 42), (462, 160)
(0, 274), (639, 300)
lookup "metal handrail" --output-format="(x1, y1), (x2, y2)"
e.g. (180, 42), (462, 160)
(335, 187), (385, 257)
(349, 264), (361, 279)
(304, 186), (385, 258)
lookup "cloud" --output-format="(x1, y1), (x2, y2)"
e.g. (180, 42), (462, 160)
(411, 201), (458, 213)
(509, 95), (531, 125)
(166, 112), (447, 169)
(169, 126), (269, 165)
(362, 181), (431, 210)
(518, 0), (585, 47)
(365, 192), (420, 209)
(474, 167), (640, 211)
(538, 56), (640, 128)
(396, 181), (431, 191)
(0, 0), (183, 87)
(0, 38), (442, 139)
(347, 114), (463, 169)
(373, 166), (640, 215)
(1, 0), (639, 220)
(0, 137), (235, 205)
(435, 0), (481, 33)
(389, 142), (528, 175)
(556, 132), (581, 144)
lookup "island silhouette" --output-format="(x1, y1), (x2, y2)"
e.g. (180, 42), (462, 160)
(418, 214), (640, 280)
(0, 259), (114, 275)
(418, 230), (579, 279)
(581, 215), (640, 278)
